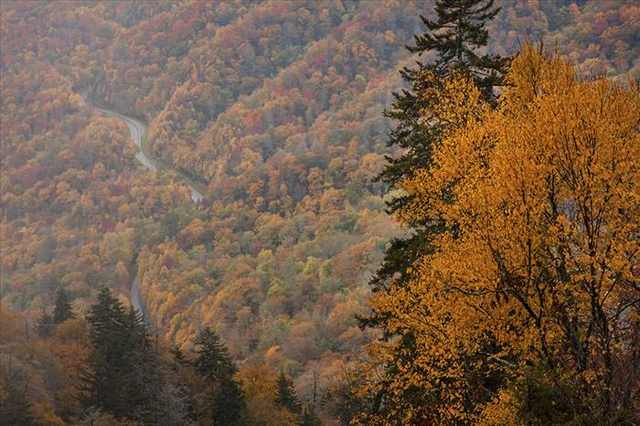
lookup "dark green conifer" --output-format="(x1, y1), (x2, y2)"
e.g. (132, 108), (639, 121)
(360, 0), (509, 419)
(81, 287), (158, 422)
(411, 0), (507, 98)
(192, 327), (247, 425)
(275, 371), (301, 415)
(36, 308), (54, 338)
(52, 286), (74, 324)
(212, 377), (247, 426)
(81, 287), (129, 416)
(0, 368), (36, 426)
(193, 327), (235, 382)
(370, 0), (508, 307)
(124, 305), (161, 423)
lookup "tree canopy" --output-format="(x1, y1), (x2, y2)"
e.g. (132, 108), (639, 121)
(357, 45), (640, 425)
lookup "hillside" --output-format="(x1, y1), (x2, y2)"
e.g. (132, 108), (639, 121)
(1, 0), (639, 423)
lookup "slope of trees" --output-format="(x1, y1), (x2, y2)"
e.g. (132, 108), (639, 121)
(1, 296), (289, 425)
(0, 303), (90, 424)
(1, 1), (639, 423)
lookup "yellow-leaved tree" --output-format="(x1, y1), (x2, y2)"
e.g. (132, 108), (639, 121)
(357, 45), (640, 425)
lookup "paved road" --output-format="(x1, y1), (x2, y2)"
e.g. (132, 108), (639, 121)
(95, 107), (204, 203)
(95, 106), (205, 316)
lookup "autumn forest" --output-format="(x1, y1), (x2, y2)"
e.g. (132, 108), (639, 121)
(1, 0), (639, 425)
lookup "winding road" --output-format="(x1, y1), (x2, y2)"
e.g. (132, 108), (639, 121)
(94, 106), (204, 316)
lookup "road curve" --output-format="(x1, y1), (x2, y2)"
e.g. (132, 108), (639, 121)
(95, 107), (204, 203)
(94, 106), (204, 317)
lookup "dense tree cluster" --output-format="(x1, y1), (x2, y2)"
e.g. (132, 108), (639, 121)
(1, 295), (311, 425)
(356, 45), (640, 424)
(350, 0), (640, 419)
(359, 2), (511, 422)
(1, 1), (638, 423)
(491, 0), (640, 78)
(1, 9), (197, 313)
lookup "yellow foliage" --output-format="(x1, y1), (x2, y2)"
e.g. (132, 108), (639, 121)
(476, 390), (521, 426)
(236, 363), (300, 426)
(361, 45), (640, 424)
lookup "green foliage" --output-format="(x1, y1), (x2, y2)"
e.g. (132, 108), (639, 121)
(53, 287), (75, 324)
(413, 0), (508, 98)
(81, 287), (158, 422)
(275, 371), (302, 415)
(36, 308), (54, 338)
(0, 367), (36, 426)
(193, 327), (236, 382)
(193, 327), (247, 425)
(211, 377), (247, 426)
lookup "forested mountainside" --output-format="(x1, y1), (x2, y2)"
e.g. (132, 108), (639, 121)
(1, 0), (639, 424)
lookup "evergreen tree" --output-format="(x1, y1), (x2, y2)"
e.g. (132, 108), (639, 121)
(411, 0), (506, 99)
(369, 0), (508, 313)
(52, 286), (74, 324)
(123, 306), (162, 424)
(36, 308), (54, 338)
(192, 327), (246, 425)
(360, 0), (509, 419)
(211, 377), (247, 426)
(156, 381), (196, 426)
(81, 287), (129, 416)
(364, 0), (508, 339)
(81, 287), (158, 422)
(275, 371), (301, 415)
(35, 287), (73, 338)
(193, 327), (236, 382)
(301, 404), (322, 426)
(167, 345), (198, 424)
(0, 367), (36, 426)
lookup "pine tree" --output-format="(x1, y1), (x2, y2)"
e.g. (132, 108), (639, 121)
(192, 327), (246, 424)
(36, 308), (54, 337)
(81, 287), (158, 422)
(123, 306), (161, 424)
(275, 371), (301, 415)
(52, 286), (74, 324)
(359, 0), (509, 420)
(364, 0), (507, 345)
(411, 0), (506, 99)
(166, 344), (198, 424)
(369, 0), (508, 313)
(81, 287), (129, 416)
(212, 377), (247, 426)
(193, 327), (236, 382)
(0, 368), (36, 426)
